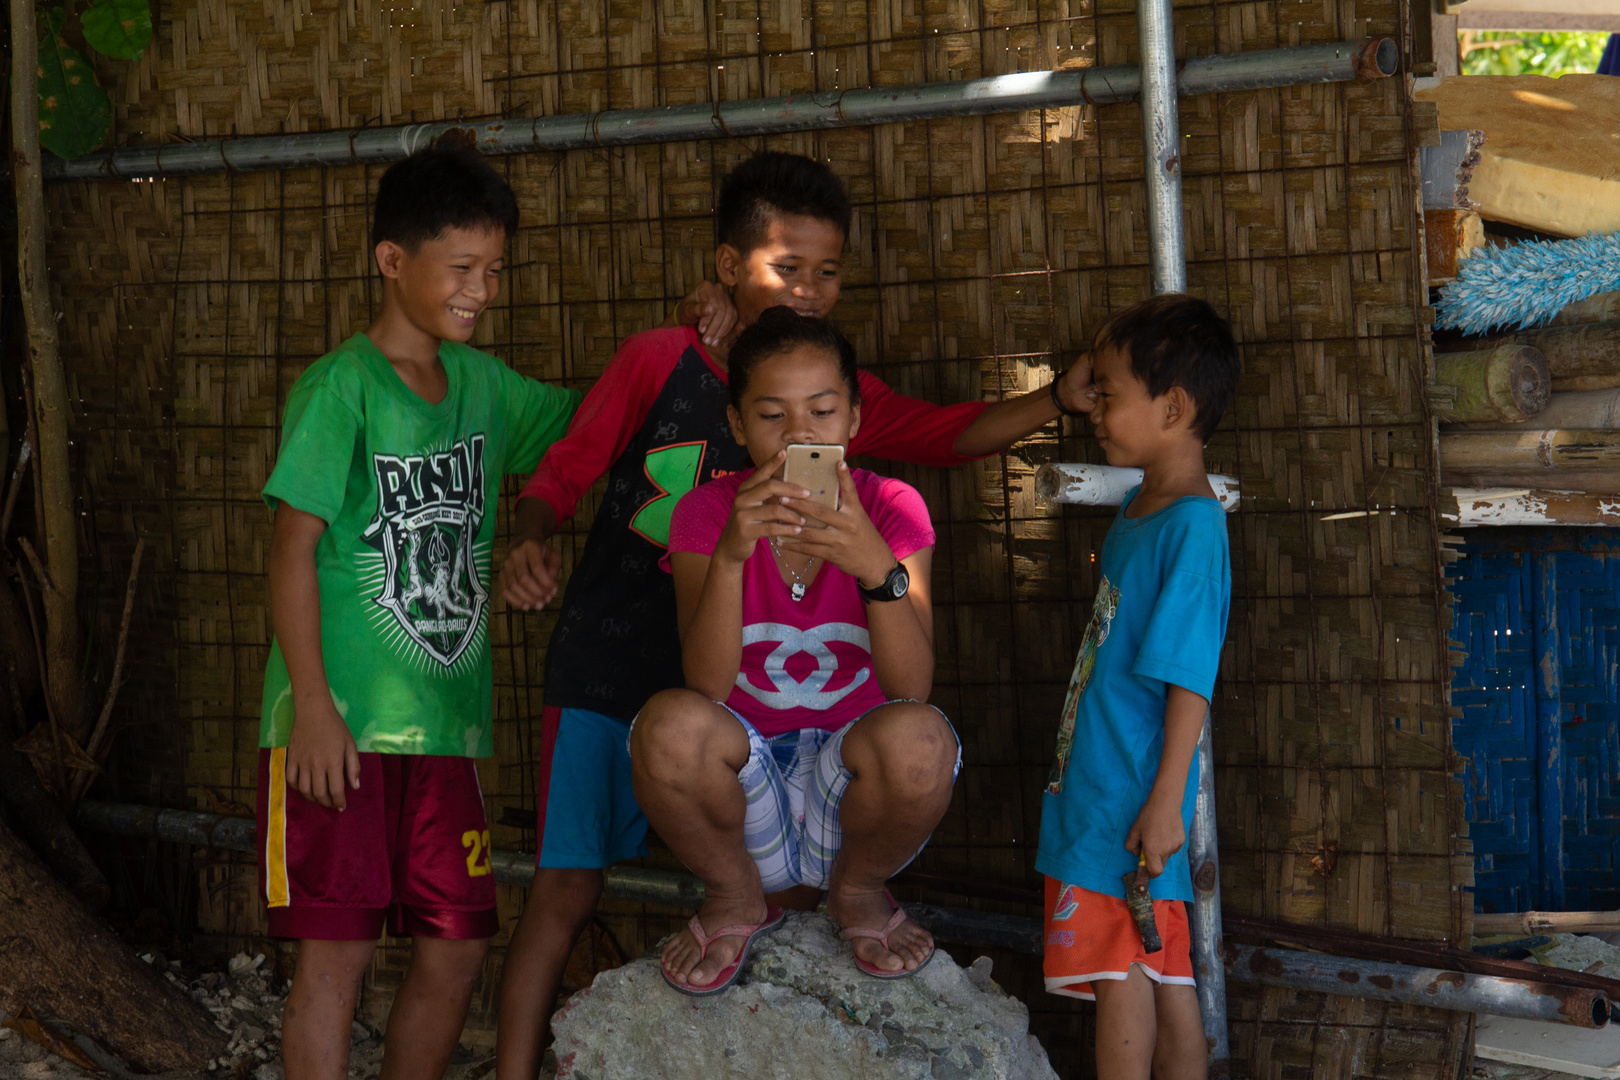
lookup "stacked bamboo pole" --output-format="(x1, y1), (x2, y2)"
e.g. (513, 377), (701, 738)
(1438, 302), (1620, 522)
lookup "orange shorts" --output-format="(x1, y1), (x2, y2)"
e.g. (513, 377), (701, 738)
(1043, 876), (1195, 1000)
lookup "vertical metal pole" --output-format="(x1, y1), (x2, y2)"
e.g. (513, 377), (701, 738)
(1531, 552), (1565, 910)
(1189, 714), (1230, 1077)
(1136, 0), (1187, 295)
(1140, 0), (1216, 1059)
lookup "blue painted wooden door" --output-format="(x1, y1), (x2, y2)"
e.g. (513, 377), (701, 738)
(1451, 538), (1620, 914)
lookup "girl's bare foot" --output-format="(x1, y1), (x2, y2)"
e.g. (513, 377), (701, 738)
(660, 895), (769, 987)
(827, 884), (934, 974)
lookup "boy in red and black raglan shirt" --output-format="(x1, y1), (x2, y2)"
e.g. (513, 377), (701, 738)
(492, 151), (1095, 1079)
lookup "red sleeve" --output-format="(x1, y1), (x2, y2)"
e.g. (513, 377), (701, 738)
(518, 327), (696, 523)
(849, 370), (992, 467)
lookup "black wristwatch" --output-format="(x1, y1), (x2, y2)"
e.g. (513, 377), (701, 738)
(859, 562), (910, 603)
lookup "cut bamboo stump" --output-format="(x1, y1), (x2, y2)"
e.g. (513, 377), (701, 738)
(1475, 911), (1620, 936)
(1432, 344), (1551, 423)
(1448, 389), (1620, 433)
(1441, 429), (1620, 475)
(1529, 321), (1620, 393)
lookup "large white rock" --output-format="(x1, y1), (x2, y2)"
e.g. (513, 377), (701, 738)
(551, 912), (1057, 1080)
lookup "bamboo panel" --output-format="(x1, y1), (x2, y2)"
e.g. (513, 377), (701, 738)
(46, 0), (1462, 1073)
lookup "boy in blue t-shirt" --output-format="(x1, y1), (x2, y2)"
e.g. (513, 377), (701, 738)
(1037, 294), (1239, 1080)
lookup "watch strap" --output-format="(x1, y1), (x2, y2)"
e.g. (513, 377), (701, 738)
(859, 562), (908, 602)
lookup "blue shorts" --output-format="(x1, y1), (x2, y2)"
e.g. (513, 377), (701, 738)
(535, 706), (649, 869)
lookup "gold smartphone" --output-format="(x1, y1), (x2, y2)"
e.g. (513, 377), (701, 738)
(783, 443), (845, 527)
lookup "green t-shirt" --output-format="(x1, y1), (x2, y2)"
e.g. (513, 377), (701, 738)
(259, 332), (580, 757)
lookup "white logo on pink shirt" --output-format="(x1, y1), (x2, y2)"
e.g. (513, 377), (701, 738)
(736, 622), (872, 711)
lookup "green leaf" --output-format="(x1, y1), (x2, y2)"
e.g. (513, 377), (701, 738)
(81, 0), (153, 60)
(37, 7), (113, 160)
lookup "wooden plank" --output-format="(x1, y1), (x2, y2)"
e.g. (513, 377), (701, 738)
(1415, 75), (1620, 237)
(1425, 208), (1486, 284)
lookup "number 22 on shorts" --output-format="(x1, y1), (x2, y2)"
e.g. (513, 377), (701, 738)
(461, 829), (493, 877)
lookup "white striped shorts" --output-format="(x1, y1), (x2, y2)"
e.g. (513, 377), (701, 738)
(727, 700), (961, 892)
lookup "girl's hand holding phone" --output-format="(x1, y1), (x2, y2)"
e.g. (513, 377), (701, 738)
(779, 461), (897, 587)
(714, 449), (810, 565)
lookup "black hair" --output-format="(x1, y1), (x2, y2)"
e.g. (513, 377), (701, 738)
(1092, 294), (1241, 441)
(372, 131), (519, 251)
(716, 152), (853, 254)
(727, 307), (861, 409)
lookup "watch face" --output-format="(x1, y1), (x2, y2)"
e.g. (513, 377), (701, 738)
(890, 564), (910, 598)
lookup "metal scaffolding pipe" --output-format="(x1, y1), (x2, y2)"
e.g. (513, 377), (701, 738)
(1035, 462), (1240, 510)
(1226, 943), (1611, 1029)
(1136, 0), (1187, 296)
(45, 39), (1394, 182)
(1188, 718), (1231, 1076)
(75, 800), (1041, 954)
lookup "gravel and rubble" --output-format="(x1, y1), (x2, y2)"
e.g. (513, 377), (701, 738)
(0, 952), (506, 1080)
(1469, 932), (1620, 1080)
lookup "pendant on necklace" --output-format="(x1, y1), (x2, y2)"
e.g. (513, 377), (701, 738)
(790, 582), (806, 602)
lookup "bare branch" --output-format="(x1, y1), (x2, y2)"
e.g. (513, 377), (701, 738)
(15, 537), (55, 595)
(13, 572), (66, 799)
(0, 428), (32, 547)
(73, 539), (145, 803)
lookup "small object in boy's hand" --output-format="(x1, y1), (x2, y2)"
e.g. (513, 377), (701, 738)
(1123, 854), (1163, 954)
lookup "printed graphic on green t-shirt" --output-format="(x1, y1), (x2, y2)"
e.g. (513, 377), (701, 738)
(259, 333), (579, 757)
(363, 433), (490, 670)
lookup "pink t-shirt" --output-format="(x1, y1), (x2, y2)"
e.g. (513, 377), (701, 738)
(663, 468), (935, 738)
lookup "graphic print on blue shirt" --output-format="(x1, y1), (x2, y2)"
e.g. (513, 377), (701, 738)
(543, 347), (754, 721)
(1035, 490), (1231, 904)
(1047, 577), (1119, 795)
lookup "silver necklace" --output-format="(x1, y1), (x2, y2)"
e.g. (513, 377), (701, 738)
(769, 538), (816, 602)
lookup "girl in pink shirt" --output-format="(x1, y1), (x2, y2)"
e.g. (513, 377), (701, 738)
(631, 307), (960, 996)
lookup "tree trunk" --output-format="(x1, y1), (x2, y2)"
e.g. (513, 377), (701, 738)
(1431, 344), (1550, 423)
(10, 0), (86, 743)
(0, 817), (227, 1072)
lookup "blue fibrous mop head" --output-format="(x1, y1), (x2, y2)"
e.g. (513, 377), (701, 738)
(1435, 231), (1620, 336)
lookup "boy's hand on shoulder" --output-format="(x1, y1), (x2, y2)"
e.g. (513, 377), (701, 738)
(1125, 792), (1186, 878)
(717, 450), (808, 564)
(779, 462), (895, 587)
(499, 539), (563, 611)
(1055, 354), (1096, 415)
(675, 281), (738, 349)
(286, 697), (361, 811)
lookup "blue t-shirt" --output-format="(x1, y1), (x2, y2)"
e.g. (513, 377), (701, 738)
(1035, 489), (1231, 903)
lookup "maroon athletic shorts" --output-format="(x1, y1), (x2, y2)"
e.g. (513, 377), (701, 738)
(256, 748), (498, 941)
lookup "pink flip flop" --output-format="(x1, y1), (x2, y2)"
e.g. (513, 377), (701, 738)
(660, 904), (785, 997)
(842, 890), (935, 980)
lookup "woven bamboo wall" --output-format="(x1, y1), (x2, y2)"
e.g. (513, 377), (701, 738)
(47, 0), (1469, 1075)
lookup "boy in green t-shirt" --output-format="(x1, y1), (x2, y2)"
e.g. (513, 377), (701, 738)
(256, 136), (581, 1080)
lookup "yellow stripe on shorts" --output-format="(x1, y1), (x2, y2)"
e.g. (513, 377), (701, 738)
(266, 747), (290, 908)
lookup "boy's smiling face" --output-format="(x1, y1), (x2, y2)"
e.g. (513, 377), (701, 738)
(375, 224), (506, 344)
(1088, 344), (1197, 468)
(716, 214), (844, 328)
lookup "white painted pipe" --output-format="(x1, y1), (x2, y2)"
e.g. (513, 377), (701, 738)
(1035, 463), (1240, 511)
(1448, 488), (1620, 527)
